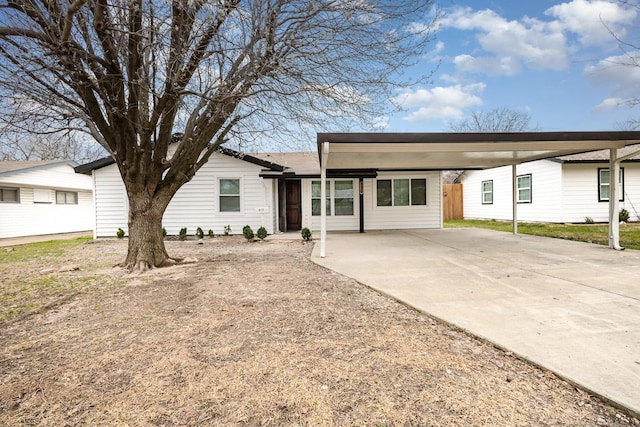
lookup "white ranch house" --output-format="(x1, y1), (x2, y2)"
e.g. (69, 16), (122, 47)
(75, 132), (640, 251)
(461, 144), (640, 223)
(0, 160), (93, 239)
(76, 147), (441, 238)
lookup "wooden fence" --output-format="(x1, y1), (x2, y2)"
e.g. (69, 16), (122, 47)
(443, 183), (463, 220)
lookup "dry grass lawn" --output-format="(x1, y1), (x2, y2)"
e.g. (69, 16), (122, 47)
(0, 236), (638, 426)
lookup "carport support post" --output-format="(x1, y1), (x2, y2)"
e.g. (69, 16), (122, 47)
(512, 164), (518, 235)
(609, 148), (622, 250)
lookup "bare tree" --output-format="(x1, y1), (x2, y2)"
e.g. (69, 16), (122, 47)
(448, 107), (534, 133)
(0, 0), (439, 271)
(0, 133), (107, 162)
(445, 107), (535, 183)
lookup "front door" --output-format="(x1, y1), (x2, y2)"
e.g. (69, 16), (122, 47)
(285, 180), (302, 231)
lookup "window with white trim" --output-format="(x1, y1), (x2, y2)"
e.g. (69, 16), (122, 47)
(0, 187), (19, 203)
(376, 178), (427, 206)
(334, 180), (354, 215)
(56, 190), (78, 204)
(598, 168), (624, 202)
(482, 180), (493, 204)
(517, 174), (531, 204)
(311, 180), (354, 216)
(219, 178), (241, 212)
(311, 180), (330, 216)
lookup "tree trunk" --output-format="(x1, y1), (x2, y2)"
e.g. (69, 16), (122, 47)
(123, 194), (174, 272)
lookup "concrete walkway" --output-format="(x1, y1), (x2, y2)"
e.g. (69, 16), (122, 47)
(311, 228), (640, 416)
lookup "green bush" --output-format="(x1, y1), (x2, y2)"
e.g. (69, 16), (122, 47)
(208, 229), (215, 238)
(584, 217), (594, 224)
(620, 208), (630, 222)
(196, 227), (204, 239)
(301, 227), (312, 241)
(179, 227), (187, 240)
(162, 227), (167, 237)
(116, 228), (125, 239)
(243, 225), (254, 241)
(256, 226), (268, 240)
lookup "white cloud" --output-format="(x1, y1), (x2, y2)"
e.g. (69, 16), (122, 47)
(441, 6), (568, 75)
(372, 115), (390, 129)
(545, 0), (636, 47)
(394, 83), (485, 122)
(584, 53), (640, 111)
(592, 97), (627, 112)
(585, 53), (640, 94)
(453, 54), (522, 76)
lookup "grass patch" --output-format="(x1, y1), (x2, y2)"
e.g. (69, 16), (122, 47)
(0, 237), (92, 263)
(0, 237), (110, 323)
(445, 219), (640, 251)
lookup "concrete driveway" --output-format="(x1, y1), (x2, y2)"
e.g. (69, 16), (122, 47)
(311, 228), (640, 416)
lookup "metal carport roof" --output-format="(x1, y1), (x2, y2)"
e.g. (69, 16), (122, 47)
(315, 131), (640, 257)
(316, 131), (640, 170)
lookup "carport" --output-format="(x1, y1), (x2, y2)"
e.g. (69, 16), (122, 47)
(316, 131), (640, 257)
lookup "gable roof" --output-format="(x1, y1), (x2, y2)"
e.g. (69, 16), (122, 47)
(74, 147), (286, 174)
(0, 160), (77, 177)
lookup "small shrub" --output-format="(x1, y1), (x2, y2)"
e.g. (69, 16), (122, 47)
(116, 228), (125, 239)
(162, 227), (167, 237)
(224, 225), (231, 236)
(619, 208), (630, 222)
(256, 226), (268, 240)
(179, 227), (188, 240)
(301, 227), (312, 241)
(208, 229), (215, 238)
(243, 225), (254, 241)
(584, 217), (594, 224)
(196, 227), (204, 239)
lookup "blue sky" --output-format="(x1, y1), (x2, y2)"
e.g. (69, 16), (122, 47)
(384, 0), (640, 132)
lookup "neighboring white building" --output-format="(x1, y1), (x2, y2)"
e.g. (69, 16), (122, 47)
(0, 160), (94, 239)
(461, 145), (640, 223)
(76, 148), (442, 238)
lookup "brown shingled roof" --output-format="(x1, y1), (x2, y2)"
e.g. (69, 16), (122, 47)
(557, 143), (640, 162)
(251, 152), (320, 175)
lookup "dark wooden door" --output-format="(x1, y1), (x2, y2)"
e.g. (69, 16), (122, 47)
(286, 180), (302, 231)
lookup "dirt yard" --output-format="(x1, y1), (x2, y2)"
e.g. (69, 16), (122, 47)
(0, 236), (638, 426)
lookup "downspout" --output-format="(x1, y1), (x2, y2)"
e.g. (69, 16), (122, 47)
(320, 142), (329, 258)
(609, 148), (623, 250)
(359, 177), (364, 233)
(512, 164), (518, 235)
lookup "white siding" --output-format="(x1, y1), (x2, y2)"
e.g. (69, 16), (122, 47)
(625, 164), (640, 222)
(364, 172), (441, 230)
(0, 164), (94, 239)
(301, 172), (442, 232)
(463, 160), (640, 223)
(563, 163), (640, 223)
(93, 165), (128, 238)
(462, 160), (564, 222)
(92, 152), (276, 238)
